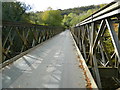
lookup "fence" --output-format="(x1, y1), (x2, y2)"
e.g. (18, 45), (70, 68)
(2, 21), (64, 63)
(71, 0), (120, 88)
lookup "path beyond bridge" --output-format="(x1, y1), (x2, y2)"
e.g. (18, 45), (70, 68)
(1, 30), (97, 88)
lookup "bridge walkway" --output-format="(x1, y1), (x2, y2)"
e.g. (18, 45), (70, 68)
(1, 30), (97, 88)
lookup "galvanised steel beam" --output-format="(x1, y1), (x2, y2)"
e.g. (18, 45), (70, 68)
(105, 19), (120, 63)
(71, 0), (120, 88)
(76, 1), (120, 26)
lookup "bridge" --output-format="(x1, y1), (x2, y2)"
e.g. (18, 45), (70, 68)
(1, 0), (120, 89)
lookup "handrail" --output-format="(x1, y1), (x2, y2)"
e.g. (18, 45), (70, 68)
(76, 0), (120, 26)
(2, 21), (64, 63)
(71, 0), (120, 88)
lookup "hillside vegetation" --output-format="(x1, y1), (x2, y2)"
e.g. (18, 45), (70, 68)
(61, 4), (106, 27)
(2, 1), (106, 27)
(61, 4), (103, 15)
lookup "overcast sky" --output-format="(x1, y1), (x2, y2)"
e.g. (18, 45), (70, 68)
(17, 0), (114, 11)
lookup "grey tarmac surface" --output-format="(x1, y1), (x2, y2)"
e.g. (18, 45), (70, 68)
(1, 30), (87, 88)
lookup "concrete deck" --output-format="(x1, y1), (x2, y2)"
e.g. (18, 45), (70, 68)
(1, 30), (97, 88)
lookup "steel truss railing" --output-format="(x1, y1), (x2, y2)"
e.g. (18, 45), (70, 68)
(71, 0), (120, 88)
(2, 21), (64, 63)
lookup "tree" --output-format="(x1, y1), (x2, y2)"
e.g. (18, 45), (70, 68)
(62, 13), (79, 27)
(62, 14), (71, 28)
(42, 9), (63, 26)
(62, 7), (100, 28)
(29, 11), (43, 25)
(2, 1), (31, 22)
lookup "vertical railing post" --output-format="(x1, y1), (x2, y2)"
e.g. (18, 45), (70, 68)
(0, 2), (2, 90)
(91, 22), (102, 88)
(0, 1), (2, 63)
(78, 26), (81, 49)
(106, 19), (120, 63)
(118, 17), (120, 72)
(118, 16), (120, 41)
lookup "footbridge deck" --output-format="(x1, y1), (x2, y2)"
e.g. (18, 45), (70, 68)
(1, 30), (97, 88)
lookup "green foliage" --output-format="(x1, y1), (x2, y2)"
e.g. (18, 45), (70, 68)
(61, 4), (106, 27)
(62, 9), (98, 27)
(60, 4), (105, 15)
(28, 11), (43, 24)
(41, 9), (63, 26)
(103, 29), (114, 55)
(100, 4), (106, 8)
(62, 13), (79, 27)
(2, 1), (106, 28)
(2, 2), (31, 22)
(2, 2), (63, 26)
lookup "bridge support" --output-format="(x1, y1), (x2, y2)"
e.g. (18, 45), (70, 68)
(71, 1), (120, 88)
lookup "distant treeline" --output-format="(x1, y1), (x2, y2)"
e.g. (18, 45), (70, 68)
(2, 1), (106, 27)
(60, 4), (106, 27)
(60, 4), (106, 15)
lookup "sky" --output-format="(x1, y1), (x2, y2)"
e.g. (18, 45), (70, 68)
(17, 0), (114, 11)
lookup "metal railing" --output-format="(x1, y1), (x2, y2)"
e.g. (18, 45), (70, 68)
(2, 21), (64, 63)
(71, 0), (120, 88)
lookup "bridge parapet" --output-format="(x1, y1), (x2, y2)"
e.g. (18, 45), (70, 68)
(2, 21), (64, 63)
(71, 0), (120, 89)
